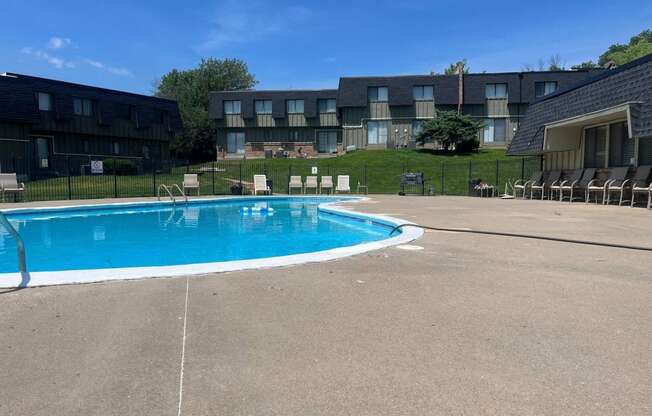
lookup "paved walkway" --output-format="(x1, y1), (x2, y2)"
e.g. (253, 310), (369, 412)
(1, 196), (651, 415)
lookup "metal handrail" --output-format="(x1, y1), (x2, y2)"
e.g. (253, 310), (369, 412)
(0, 211), (27, 273)
(158, 184), (176, 205)
(171, 184), (188, 203)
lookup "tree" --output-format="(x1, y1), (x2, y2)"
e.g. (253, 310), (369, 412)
(547, 54), (565, 71)
(570, 60), (600, 70)
(599, 29), (652, 66)
(443, 59), (470, 75)
(415, 111), (482, 153)
(154, 58), (257, 162)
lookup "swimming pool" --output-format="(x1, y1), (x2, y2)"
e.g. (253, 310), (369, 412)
(0, 197), (422, 287)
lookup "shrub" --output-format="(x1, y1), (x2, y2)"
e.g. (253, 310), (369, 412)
(103, 159), (139, 175)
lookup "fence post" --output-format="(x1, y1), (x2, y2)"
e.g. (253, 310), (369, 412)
(467, 160), (472, 196)
(67, 155), (72, 200)
(114, 160), (118, 198)
(521, 157), (525, 180)
(239, 163), (242, 189)
(440, 163), (445, 195)
(495, 159), (500, 193)
(288, 165), (292, 194)
(212, 162), (216, 195)
(152, 167), (156, 197)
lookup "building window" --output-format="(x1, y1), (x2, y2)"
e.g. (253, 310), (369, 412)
(413, 86), (434, 101)
(73, 98), (94, 116)
(142, 145), (150, 159)
(287, 100), (304, 114)
(483, 118), (507, 143)
(368, 87), (388, 102)
(535, 81), (558, 97)
(112, 142), (120, 155)
(584, 126), (607, 168)
(485, 83), (507, 99)
(36, 92), (53, 111)
(224, 100), (241, 114)
(367, 121), (388, 145)
(412, 120), (425, 139)
(317, 131), (338, 153)
(83, 139), (90, 154)
(255, 100), (272, 114)
(318, 99), (336, 113)
(226, 132), (245, 154)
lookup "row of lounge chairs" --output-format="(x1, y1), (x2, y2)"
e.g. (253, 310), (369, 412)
(512, 165), (652, 208)
(254, 174), (351, 195)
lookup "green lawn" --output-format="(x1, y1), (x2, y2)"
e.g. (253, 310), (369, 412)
(20, 149), (538, 201)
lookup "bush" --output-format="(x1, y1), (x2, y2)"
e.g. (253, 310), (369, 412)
(416, 111), (483, 154)
(103, 159), (139, 175)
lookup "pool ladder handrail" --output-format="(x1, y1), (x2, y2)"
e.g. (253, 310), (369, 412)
(0, 210), (27, 273)
(157, 184), (188, 205)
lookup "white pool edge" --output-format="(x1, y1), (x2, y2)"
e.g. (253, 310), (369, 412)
(0, 197), (423, 288)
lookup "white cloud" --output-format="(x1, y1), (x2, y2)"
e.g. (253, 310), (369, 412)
(48, 37), (72, 50)
(83, 58), (133, 77)
(197, 1), (314, 51)
(20, 47), (75, 69)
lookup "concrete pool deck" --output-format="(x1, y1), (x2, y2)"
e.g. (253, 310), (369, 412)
(1, 195), (651, 415)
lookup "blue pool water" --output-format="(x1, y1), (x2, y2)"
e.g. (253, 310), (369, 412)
(0, 198), (396, 273)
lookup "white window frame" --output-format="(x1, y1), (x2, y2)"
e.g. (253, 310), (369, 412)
(287, 100), (304, 114)
(367, 121), (388, 145)
(112, 142), (120, 155)
(226, 132), (246, 154)
(224, 100), (241, 114)
(485, 83), (508, 99)
(318, 99), (336, 113)
(413, 85), (434, 101)
(255, 100), (272, 114)
(368, 87), (388, 102)
(535, 81), (558, 97)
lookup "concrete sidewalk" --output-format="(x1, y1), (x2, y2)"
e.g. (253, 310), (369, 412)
(1, 196), (651, 415)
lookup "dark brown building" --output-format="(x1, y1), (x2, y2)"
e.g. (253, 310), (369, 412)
(0, 72), (183, 178)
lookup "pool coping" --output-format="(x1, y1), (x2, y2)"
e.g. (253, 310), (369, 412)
(0, 196), (423, 288)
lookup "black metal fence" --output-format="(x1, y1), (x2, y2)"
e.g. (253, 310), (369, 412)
(0, 154), (540, 202)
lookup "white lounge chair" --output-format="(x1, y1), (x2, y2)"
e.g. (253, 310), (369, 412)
(0, 173), (25, 202)
(336, 175), (350, 193)
(288, 176), (303, 194)
(253, 174), (271, 195)
(604, 167), (631, 205)
(304, 176), (318, 194)
(513, 171), (542, 199)
(182, 174), (200, 196)
(320, 176), (333, 194)
(628, 165), (652, 208)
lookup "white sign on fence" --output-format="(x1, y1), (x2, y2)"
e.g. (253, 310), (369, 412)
(91, 160), (104, 174)
(311, 166), (318, 175)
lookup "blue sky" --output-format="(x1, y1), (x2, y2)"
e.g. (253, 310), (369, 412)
(1, 0), (651, 95)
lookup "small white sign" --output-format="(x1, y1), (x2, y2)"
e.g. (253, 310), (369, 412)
(311, 166), (318, 175)
(91, 160), (104, 174)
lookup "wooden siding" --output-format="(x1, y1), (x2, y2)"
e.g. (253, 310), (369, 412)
(543, 150), (582, 170)
(486, 99), (509, 116)
(343, 127), (365, 149)
(415, 101), (435, 118)
(222, 112), (339, 128)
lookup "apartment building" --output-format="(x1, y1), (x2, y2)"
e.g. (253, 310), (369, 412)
(0, 72), (183, 178)
(209, 69), (601, 158)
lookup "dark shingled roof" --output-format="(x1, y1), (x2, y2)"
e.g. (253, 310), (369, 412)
(0, 72), (183, 131)
(209, 89), (338, 120)
(507, 54), (652, 155)
(337, 75), (435, 107)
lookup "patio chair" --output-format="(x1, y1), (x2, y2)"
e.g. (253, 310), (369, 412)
(336, 175), (351, 193)
(304, 176), (318, 194)
(513, 171), (542, 199)
(0, 173), (25, 202)
(604, 167), (633, 205)
(530, 170), (561, 200)
(628, 165), (652, 208)
(586, 167), (628, 204)
(560, 168), (595, 202)
(288, 175), (303, 194)
(182, 174), (200, 196)
(320, 176), (333, 194)
(253, 174), (271, 195)
(552, 169), (580, 201)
